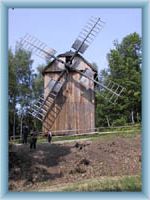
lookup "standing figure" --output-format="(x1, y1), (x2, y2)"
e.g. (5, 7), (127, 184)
(48, 130), (52, 143)
(22, 125), (28, 144)
(30, 131), (38, 150)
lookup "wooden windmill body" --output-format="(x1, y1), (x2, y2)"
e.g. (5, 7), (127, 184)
(20, 16), (125, 135)
(42, 52), (97, 135)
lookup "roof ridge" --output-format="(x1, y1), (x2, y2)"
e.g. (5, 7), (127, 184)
(42, 51), (98, 75)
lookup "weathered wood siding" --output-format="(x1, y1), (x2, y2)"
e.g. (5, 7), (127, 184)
(43, 56), (95, 135)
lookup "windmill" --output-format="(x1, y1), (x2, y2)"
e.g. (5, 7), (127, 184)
(19, 16), (125, 135)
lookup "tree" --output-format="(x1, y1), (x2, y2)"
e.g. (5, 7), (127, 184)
(96, 32), (142, 126)
(9, 47), (35, 137)
(32, 65), (44, 99)
(15, 46), (35, 136)
(9, 49), (17, 137)
(31, 65), (44, 131)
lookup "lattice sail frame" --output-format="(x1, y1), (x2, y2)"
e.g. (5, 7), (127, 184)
(95, 79), (125, 103)
(74, 68), (125, 104)
(71, 16), (105, 54)
(18, 33), (57, 60)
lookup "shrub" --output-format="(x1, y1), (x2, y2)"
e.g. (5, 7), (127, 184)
(112, 117), (127, 127)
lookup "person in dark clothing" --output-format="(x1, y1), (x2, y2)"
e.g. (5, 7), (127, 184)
(22, 125), (28, 144)
(30, 131), (37, 150)
(48, 130), (52, 143)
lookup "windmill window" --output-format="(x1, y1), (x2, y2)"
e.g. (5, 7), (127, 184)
(66, 56), (72, 64)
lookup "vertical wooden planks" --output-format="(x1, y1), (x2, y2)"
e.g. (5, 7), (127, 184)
(43, 55), (96, 135)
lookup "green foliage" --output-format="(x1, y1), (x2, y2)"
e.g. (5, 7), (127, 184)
(15, 47), (34, 111)
(60, 175), (141, 192)
(112, 117), (127, 127)
(9, 49), (17, 135)
(8, 46), (44, 137)
(9, 47), (34, 137)
(32, 65), (44, 99)
(96, 32), (141, 127)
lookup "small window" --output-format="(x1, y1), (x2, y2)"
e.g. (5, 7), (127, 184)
(66, 56), (72, 65)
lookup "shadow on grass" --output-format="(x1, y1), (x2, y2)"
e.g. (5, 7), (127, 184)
(9, 143), (71, 184)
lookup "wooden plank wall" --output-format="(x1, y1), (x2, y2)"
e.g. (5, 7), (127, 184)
(43, 57), (95, 135)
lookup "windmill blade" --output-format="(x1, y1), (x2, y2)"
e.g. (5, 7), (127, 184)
(18, 34), (73, 69)
(69, 59), (81, 69)
(74, 68), (125, 103)
(28, 70), (67, 121)
(71, 16), (105, 54)
(95, 80), (125, 103)
(18, 33), (57, 61)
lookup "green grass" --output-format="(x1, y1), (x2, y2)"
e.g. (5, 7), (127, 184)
(46, 129), (140, 143)
(10, 124), (141, 144)
(59, 175), (142, 192)
(38, 124), (141, 143)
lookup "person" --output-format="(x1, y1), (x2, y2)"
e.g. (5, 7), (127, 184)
(22, 125), (28, 144)
(30, 131), (38, 150)
(47, 130), (52, 143)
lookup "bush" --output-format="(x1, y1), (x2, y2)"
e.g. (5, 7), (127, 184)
(112, 117), (127, 127)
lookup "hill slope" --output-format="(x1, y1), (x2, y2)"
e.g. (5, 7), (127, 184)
(9, 134), (141, 191)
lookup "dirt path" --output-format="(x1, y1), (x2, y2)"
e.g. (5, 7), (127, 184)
(9, 134), (141, 191)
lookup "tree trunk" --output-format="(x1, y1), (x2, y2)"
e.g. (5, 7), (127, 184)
(13, 110), (16, 139)
(136, 112), (140, 123)
(20, 114), (23, 139)
(106, 116), (111, 127)
(131, 110), (135, 124)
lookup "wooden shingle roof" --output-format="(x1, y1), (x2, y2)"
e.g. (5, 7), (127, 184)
(42, 51), (97, 75)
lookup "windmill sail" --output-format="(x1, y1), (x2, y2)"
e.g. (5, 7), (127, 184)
(74, 68), (125, 103)
(28, 70), (67, 131)
(71, 16), (105, 54)
(95, 79), (125, 103)
(18, 33), (57, 61)
(79, 68), (95, 89)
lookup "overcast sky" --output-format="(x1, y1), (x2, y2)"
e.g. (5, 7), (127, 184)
(8, 8), (142, 72)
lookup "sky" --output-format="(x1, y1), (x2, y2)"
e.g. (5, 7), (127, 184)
(8, 8), (142, 72)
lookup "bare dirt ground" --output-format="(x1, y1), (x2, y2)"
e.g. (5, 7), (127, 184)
(9, 134), (141, 191)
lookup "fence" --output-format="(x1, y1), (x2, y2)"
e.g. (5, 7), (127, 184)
(9, 123), (141, 144)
